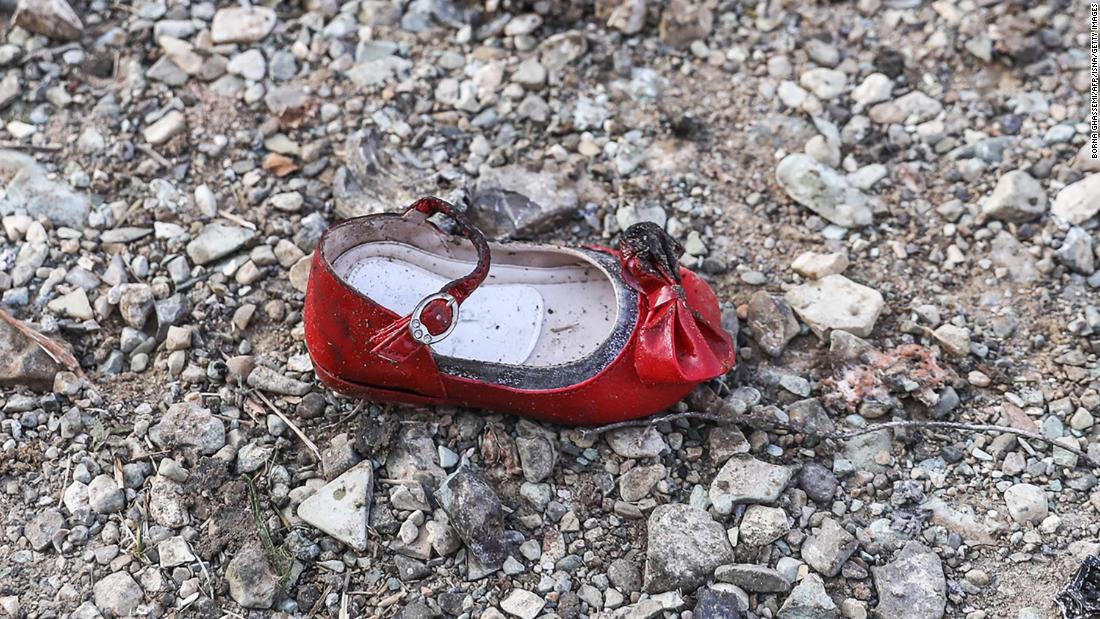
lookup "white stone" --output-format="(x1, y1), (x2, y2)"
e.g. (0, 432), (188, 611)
(784, 274), (884, 338)
(269, 191), (303, 212)
(47, 288), (93, 320)
(869, 90), (943, 125)
(776, 154), (874, 228)
(1003, 483), (1048, 524)
(739, 505), (790, 547)
(851, 72), (893, 108)
(500, 589), (545, 619)
(143, 110), (186, 145)
(210, 7), (277, 44)
(791, 251), (848, 279)
(159, 36), (202, 74)
(932, 324), (970, 357)
(297, 461), (374, 551)
(1051, 174), (1100, 224)
(227, 49), (266, 81)
(799, 68), (846, 100)
(158, 536), (196, 567)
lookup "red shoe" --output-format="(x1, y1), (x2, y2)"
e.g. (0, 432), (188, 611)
(303, 197), (735, 425)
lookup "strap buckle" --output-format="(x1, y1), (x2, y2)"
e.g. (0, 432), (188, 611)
(409, 292), (458, 345)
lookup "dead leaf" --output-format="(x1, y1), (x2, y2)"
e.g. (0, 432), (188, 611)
(263, 153), (298, 177)
(278, 98), (316, 130)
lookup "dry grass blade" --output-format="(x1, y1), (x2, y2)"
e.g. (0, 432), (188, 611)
(0, 307), (85, 378)
(250, 390), (322, 461)
(581, 410), (1100, 469)
(245, 476), (293, 590)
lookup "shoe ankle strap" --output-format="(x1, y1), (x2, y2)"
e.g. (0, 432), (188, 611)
(370, 197), (491, 362)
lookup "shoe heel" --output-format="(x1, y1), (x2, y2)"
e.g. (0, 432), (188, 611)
(311, 362), (449, 408)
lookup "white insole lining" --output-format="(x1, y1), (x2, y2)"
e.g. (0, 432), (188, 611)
(332, 242), (618, 367)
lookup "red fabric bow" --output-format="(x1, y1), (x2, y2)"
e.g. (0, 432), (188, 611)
(621, 255), (735, 385)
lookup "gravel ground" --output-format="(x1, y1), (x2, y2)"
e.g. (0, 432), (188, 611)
(1, 0), (1099, 618)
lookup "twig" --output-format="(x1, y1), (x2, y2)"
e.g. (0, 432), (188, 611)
(580, 410), (1100, 469)
(321, 400), (365, 430)
(578, 411), (724, 438)
(219, 210), (256, 230)
(18, 42), (80, 65)
(828, 420), (1099, 468)
(0, 141), (63, 152)
(0, 308), (87, 382)
(136, 144), (171, 168)
(250, 390), (322, 461)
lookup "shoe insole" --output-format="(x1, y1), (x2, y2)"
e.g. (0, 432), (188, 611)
(338, 256), (544, 365)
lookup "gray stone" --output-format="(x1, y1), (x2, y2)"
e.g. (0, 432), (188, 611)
(598, 0), (645, 34)
(186, 223), (256, 265)
(658, 0), (713, 48)
(607, 426), (667, 459)
(0, 314), (69, 391)
(609, 557), (642, 592)
(746, 291), (800, 357)
(868, 91), (943, 125)
(515, 434), (557, 483)
(13, 0), (83, 41)
(87, 475), (125, 514)
(226, 542), (278, 609)
(435, 465), (507, 578)
(1056, 227), (1095, 274)
(227, 49), (266, 81)
(787, 398), (836, 437)
(247, 365), (311, 397)
(151, 402), (226, 455)
(932, 324), (970, 357)
(93, 571), (143, 617)
(709, 454), (792, 514)
(694, 587), (743, 619)
(471, 165), (580, 239)
(799, 462), (838, 503)
(981, 170), (1047, 222)
(0, 150), (89, 227)
(776, 154), (873, 228)
(785, 274), (884, 338)
(871, 542), (946, 619)
(801, 517), (857, 577)
(147, 57), (188, 85)
(800, 68), (846, 100)
(117, 284), (154, 329)
(843, 429), (892, 473)
(791, 251), (849, 279)
(320, 432), (360, 479)
(0, 73), (18, 110)
(778, 573), (839, 619)
(714, 564), (791, 593)
(25, 509), (64, 551)
(236, 442), (273, 474)
(644, 503), (735, 593)
(619, 464), (666, 502)
(990, 231), (1038, 283)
